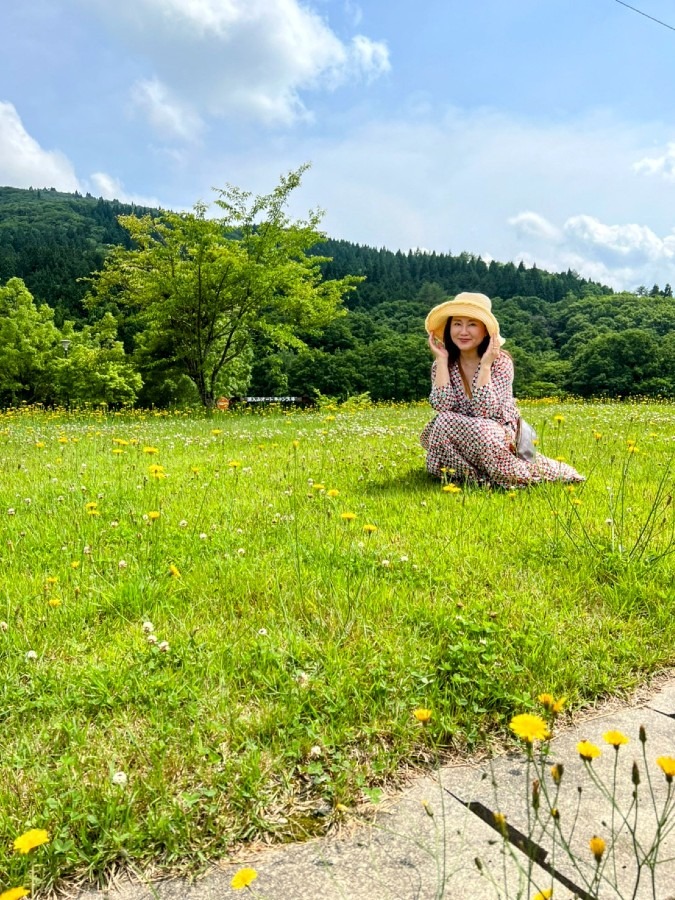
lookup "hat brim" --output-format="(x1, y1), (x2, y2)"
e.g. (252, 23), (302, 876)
(425, 301), (505, 347)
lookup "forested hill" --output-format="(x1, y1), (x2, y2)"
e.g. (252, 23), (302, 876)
(0, 186), (159, 321)
(2, 185), (674, 403)
(313, 239), (606, 309)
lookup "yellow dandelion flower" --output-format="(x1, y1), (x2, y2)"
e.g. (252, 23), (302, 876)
(45, 576), (58, 585)
(656, 756), (675, 781)
(603, 730), (629, 748)
(58, 436), (68, 444)
(538, 693), (555, 710)
(112, 449), (124, 455)
(35, 441), (45, 448)
(341, 512), (357, 521)
(169, 564), (181, 578)
(589, 835), (606, 863)
(442, 483), (462, 493)
(112, 438), (129, 446)
(228, 460), (242, 468)
(413, 708), (432, 723)
(312, 483), (326, 491)
(552, 697), (566, 715)
(87, 509), (100, 516)
(292, 440), (300, 448)
(555, 456), (566, 462)
(13, 828), (50, 854)
(327, 489), (340, 497)
(0, 888), (30, 900)
(593, 431), (602, 440)
(143, 447), (159, 455)
(363, 523), (378, 533)
(71, 561), (80, 569)
(230, 868), (258, 890)
(553, 415), (565, 424)
(533, 890), (553, 900)
(211, 429), (223, 436)
(48, 598), (62, 608)
(148, 464), (164, 475)
(570, 498), (582, 506)
(85, 501), (98, 510)
(191, 466), (200, 474)
(148, 511), (161, 521)
(577, 740), (601, 761)
(509, 713), (550, 743)
(627, 446), (639, 454)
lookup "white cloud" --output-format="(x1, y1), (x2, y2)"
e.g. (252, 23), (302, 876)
(633, 142), (675, 181)
(131, 78), (204, 141)
(0, 101), (81, 191)
(88, 172), (161, 208)
(564, 215), (675, 263)
(509, 211), (562, 243)
(84, 0), (390, 129)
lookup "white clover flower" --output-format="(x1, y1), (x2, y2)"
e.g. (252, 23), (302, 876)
(118, 559), (127, 570)
(111, 771), (128, 787)
(258, 628), (268, 636)
(400, 555), (409, 563)
(309, 745), (323, 759)
(25, 650), (38, 661)
(199, 533), (207, 540)
(110, 520), (119, 528)
(179, 519), (188, 528)
(24, 498), (32, 505)
(296, 671), (310, 688)
(83, 545), (92, 555)
(146, 634), (158, 645)
(158, 640), (170, 653)
(142, 621), (154, 633)
(7, 508), (15, 515)
(381, 559), (391, 567)
(237, 548), (246, 556)
(0, 621), (8, 632)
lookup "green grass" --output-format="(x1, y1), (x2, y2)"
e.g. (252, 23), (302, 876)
(0, 399), (674, 891)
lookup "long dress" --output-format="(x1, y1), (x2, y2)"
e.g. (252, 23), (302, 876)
(419, 355), (584, 488)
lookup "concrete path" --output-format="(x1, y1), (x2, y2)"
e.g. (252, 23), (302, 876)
(71, 678), (675, 900)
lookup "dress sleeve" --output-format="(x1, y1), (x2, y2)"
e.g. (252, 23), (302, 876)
(429, 361), (460, 412)
(471, 354), (518, 424)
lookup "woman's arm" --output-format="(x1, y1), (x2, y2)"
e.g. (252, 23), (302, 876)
(472, 352), (516, 421)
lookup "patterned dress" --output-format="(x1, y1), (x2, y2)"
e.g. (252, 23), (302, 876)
(420, 354), (584, 487)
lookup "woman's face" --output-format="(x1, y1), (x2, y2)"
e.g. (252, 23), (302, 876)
(449, 317), (488, 352)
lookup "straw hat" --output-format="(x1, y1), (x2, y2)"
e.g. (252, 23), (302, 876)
(425, 292), (505, 346)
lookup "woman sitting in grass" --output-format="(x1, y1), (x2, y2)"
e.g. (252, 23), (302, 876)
(420, 292), (584, 488)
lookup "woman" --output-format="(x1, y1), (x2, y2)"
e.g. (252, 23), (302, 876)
(420, 292), (584, 488)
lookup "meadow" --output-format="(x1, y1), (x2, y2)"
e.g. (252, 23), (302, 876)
(1, 398), (674, 892)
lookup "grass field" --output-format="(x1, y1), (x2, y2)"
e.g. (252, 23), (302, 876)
(1, 398), (674, 892)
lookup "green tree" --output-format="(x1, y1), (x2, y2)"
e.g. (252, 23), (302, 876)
(0, 277), (61, 404)
(86, 167), (361, 406)
(566, 329), (664, 397)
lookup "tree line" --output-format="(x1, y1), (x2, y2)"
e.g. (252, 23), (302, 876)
(0, 176), (674, 407)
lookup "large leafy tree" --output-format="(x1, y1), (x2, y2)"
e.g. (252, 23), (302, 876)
(87, 167), (361, 406)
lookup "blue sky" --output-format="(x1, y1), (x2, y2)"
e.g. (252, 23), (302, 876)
(2, 0), (675, 290)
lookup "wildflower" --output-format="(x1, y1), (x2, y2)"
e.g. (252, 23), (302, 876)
(112, 438), (129, 446)
(71, 561), (80, 569)
(627, 446), (639, 454)
(381, 559), (390, 567)
(603, 730), (629, 748)
(413, 708), (432, 724)
(149, 464), (166, 479)
(158, 640), (170, 653)
(552, 697), (566, 715)
(199, 532), (207, 540)
(570, 498), (582, 506)
(0, 621), (8, 632)
(441, 484), (462, 493)
(169, 564), (181, 578)
(191, 467), (200, 474)
(341, 512), (357, 521)
(533, 890), (553, 900)
(589, 835), (606, 863)
(553, 415), (565, 424)
(142, 621), (154, 633)
(143, 447), (159, 454)
(363, 524), (378, 533)
(211, 429), (222, 435)
(7, 508), (15, 515)
(111, 771), (128, 787)
(493, 811), (507, 835)
(309, 745), (323, 758)
(13, 828), (50, 854)
(509, 713), (549, 743)
(538, 693), (555, 710)
(228, 460), (242, 468)
(593, 431), (602, 440)
(577, 741), (602, 761)
(258, 628), (268, 636)
(147, 634), (158, 645)
(35, 441), (45, 448)
(327, 489), (340, 497)
(656, 757), (675, 782)
(292, 440), (300, 448)
(0, 888), (30, 900)
(45, 576), (58, 585)
(48, 598), (62, 608)
(231, 868), (258, 890)
(312, 483), (326, 491)
(118, 560), (128, 570)
(179, 519), (188, 528)
(148, 511), (160, 521)
(555, 456), (566, 462)
(25, 650), (38, 662)
(237, 548), (246, 556)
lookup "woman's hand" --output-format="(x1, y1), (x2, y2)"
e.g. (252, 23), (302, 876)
(480, 335), (501, 368)
(428, 332), (449, 361)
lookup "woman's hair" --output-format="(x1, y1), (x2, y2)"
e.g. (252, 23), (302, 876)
(443, 317), (490, 364)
